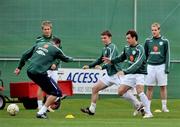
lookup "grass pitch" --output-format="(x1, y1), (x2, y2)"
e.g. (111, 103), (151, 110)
(0, 98), (180, 127)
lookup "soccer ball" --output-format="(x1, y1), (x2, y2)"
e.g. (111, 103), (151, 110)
(7, 104), (19, 116)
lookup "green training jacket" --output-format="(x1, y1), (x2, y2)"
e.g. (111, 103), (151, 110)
(111, 43), (147, 75)
(144, 36), (170, 73)
(18, 42), (73, 74)
(89, 43), (122, 76)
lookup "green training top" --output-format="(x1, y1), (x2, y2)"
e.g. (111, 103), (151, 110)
(111, 43), (147, 75)
(36, 35), (62, 68)
(36, 35), (62, 49)
(17, 42), (73, 74)
(89, 43), (122, 76)
(144, 36), (170, 73)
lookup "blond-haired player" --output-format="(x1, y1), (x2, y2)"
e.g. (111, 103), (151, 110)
(36, 21), (62, 111)
(144, 22), (170, 112)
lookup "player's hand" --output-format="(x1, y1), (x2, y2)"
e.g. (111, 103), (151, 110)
(95, 65), (102, 70)
(51, 64), (57, 70)
(14, 68), (20, 75)
(102, 57), (111, 64)
(82, 65), (89, 69)
(116, 71), (124, 76)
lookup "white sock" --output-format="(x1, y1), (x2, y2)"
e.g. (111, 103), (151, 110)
(38, 105), (47, 114)
(89, 103), (96, 113)
(122, 91), (140, 109)
(149, 100), (151, 109)
(37, 100), (43, 110)
(55, 97), (60, 102)
(162, 100), (167, 109)
(139, 92), (151, 114)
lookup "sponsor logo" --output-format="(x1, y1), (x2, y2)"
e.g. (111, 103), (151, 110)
(58, 69), (118, 94)
(132, 50), (136, 55)
(153, 45), (158, 52)
(66, 72), (106, 83)
(150, 52), (161, 54)
(38, 47), (48, 53)
(36, 50), (45, 56)
(129, 55), (134, 62)
(159, 41), (163, 45)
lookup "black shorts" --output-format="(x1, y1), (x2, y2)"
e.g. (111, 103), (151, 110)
(27, 71), (62, 97)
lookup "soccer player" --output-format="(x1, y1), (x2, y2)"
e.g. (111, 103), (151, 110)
(144, 23), (170, 112)
(103, 30), (153, 118)
(14, 38), (73, 119)
(81, 30), (143, 116)
(36, 21), (62, 111)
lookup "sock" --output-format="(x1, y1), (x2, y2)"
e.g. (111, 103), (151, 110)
(38, 105), (47, 114)
(149, 100), (151, 109)
(122, 91), (140, 109)
(55, 97), (60, 102)
(139, 92), (151, 114)
(89, 103), (96, 113)
(37, 100), (43, 110)
(162, 100), (167, 109)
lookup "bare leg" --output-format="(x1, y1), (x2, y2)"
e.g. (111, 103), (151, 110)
(91, 80), (107, 103)
(38, 95), (57, 114)
(89, 80), (107, 113)
(146, 86), (154, 100)
(44, 95), (57, 107)
(118, 85), (130, 96)
(146, 86), (154, 111)
(160, 86), (167, 100)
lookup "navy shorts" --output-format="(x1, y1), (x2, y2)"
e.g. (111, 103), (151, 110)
(27, 71), (62, 97)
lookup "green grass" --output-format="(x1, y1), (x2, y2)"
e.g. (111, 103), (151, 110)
(0, 98), (180, 127)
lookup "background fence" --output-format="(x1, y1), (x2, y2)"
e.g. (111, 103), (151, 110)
(0, 0), (180, 98)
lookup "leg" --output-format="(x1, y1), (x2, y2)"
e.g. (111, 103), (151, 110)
(118, 84), (130, 96)
(119, 75), (144, 116)
(156, 64), (169, 112)
(136, 85), (153, 118)
(146, 86), (154, 108)
(120, 86), (143, 116)
(160, 86), (169, 112)
(146, 86), (154, 100)
(81, 80), (107, 115)
(91, 80), (107, 103)
(37, 87), (44, 109)
(145, 64), (156, 111)
(126, 88), (141, 108)
(27, 72), (62, 118)
(47, 70), (60, 112)
(118, 85), (140, 107)
(44, 95), (57, 107)
(37, 77), (61, 117)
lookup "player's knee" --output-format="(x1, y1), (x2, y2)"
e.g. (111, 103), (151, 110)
(55, 89), (62, 97)
(92, 86), (99, 94)
(136, 85), (144, 93)
(118, 89), (124, 96)
(160, 86), (166, 91)
(147, 86), (153, 91)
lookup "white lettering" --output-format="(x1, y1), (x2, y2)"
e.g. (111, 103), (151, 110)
(36, 50), (45, 56)
(38, 47), (48, 53)
(150, 52), (161, 55)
